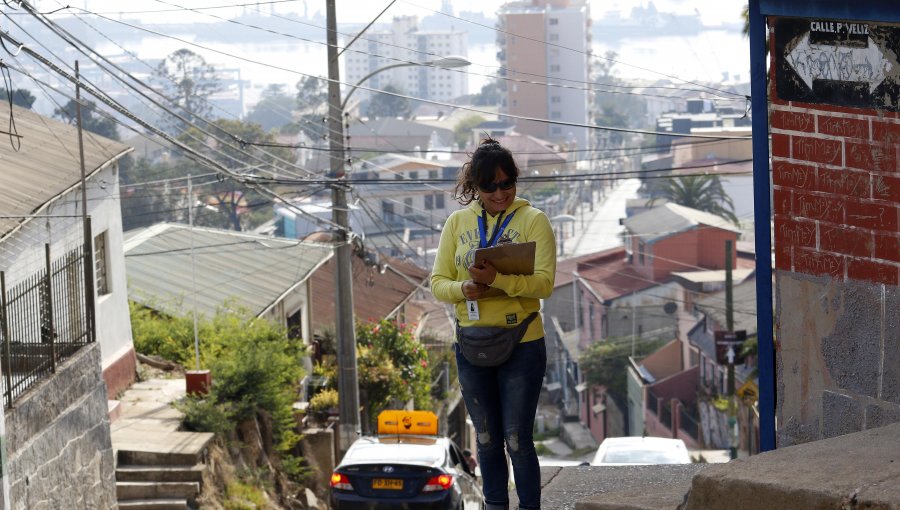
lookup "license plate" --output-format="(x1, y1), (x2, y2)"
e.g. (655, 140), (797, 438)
(372, 478), (403, 490)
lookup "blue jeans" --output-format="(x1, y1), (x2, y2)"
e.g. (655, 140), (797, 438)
(455, 338), (546, 510)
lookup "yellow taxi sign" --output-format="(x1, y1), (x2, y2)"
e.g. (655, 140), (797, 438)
(377, 410), (438, 435)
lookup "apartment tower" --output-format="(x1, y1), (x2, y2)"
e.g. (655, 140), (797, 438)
(497, 0), (591, 150)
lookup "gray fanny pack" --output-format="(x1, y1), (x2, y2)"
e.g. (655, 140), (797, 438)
(456, 312), (538, 367)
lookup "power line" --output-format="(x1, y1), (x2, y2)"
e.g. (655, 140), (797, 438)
(48, 7), (750, 141)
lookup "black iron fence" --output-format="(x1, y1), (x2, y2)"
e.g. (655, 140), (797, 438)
(679, 405), (700, 440)
(1, 242), (95, 409)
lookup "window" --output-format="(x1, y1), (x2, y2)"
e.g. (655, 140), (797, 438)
(550, 64), (560, 72)
(404, 198), (413, 214)
(425, 194), (434, 210)
(382, 200), (394, 218)
(549, 33), (559, 41)
(409, 171), (419, 180)
(435, 193), (445, 209)
(551, 96), (561, 103)
(94, 231), (110, 295)
(638, 241), (646, 265)
(550, 111), (561, 119)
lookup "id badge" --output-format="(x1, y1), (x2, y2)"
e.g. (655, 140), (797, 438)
(466, 300), (480, 321)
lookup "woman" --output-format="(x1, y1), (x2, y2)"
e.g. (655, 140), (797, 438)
(431, 138), (556, 510)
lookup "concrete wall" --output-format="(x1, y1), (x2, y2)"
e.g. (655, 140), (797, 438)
(770, 18), (900, 446)
(5, 344), (117, 509)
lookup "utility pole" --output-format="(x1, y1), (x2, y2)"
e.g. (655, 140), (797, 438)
(326, 0), (360, 457)
(725, 240), (737, 460)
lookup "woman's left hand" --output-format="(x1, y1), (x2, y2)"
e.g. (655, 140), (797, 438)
(469, 260), (497, 286)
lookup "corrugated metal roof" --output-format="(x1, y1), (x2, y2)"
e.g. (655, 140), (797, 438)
(124, 224), (332, 318)
(693, 276), (758, 334)
(624, 203), (741, 243)
(0, 103), (131, 239)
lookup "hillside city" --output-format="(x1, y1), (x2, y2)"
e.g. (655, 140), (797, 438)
(1, 0), (898, 509)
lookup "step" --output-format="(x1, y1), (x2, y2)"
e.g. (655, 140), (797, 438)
(117, 499), (188, 510)
(116, 481), (199, 503)
(575, 483), (690, 510)
(114, 430), (214, 467)
(683, 423), (900, 509)
(116, 464), (205, 483)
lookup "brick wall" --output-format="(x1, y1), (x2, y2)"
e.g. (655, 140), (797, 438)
(770, 98), (900, 286)
(770, 18), (900, 447)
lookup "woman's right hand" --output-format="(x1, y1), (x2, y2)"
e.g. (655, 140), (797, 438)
(462, 280), (490, 300)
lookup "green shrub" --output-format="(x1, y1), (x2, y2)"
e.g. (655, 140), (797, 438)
(309, 388), (338, 414)
(176, 396), (234, 436)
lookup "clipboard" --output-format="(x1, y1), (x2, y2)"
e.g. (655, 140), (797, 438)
(473, 241), (535, 275)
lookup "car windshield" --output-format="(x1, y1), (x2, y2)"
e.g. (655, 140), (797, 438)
(601, 446), (686, 464)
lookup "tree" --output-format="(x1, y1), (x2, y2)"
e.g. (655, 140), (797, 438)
(154, 48), (221, 132)
(580, 337), (665, 403)
(453, 114), (485, 149)
(178, 118), (294, 231)
(354, 319), (431, 433)
(472, 79), (500, 106)
(648, 175), (740, 225)
(0, 88), (37, 109)
(53, 99), (120, 140)
(366, 84), (410, 119)
(293, 76), (329, 142)
(246, 84), (296, 132)
(593, 50), (647, 132)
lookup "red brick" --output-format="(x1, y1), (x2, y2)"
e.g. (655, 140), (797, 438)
(771, 110), (815, 133)
(794, 192), (845, 223)
(875, 233), (900, 264)
(845, 201), (899, 232)
(872, 120), (900, 144)
(773, 188), (792, 215)
(818, 115), (869, 139)
(873, 174), (900, 201)
(773, 161), (816, 189)
(814, 167), (869, 198)
(791, 136), (842, 165)
(774, 216), (817, 249)
(774, 243), (792, 271)
(845, 141), (899, 173)
(847, 258), (899, 286)
(771, 134), (791, 158)
(794, 248), (844, 278)
(820, 226), (873, 258)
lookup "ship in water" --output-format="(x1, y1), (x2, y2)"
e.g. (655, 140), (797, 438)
(593, 2), (708, 42)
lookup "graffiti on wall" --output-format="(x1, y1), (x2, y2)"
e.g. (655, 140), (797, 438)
(776, 18), (900, 110)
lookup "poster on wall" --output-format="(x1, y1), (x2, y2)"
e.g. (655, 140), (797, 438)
(775, 17), (900, 110)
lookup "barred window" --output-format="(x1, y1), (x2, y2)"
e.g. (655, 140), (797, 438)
(94, 231), (110, 295)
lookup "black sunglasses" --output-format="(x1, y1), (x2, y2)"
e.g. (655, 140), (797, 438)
(479, 178), (516, 193)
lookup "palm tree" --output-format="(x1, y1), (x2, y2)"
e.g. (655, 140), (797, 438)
(649, 175), (739, 225)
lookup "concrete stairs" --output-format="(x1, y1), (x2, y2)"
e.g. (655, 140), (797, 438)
(110, 379), (215, 510)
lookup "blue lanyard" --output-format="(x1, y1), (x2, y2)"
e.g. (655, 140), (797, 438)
(478, 210), (515, 249)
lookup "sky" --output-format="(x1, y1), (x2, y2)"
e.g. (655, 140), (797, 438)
(47, 0), (748, 27)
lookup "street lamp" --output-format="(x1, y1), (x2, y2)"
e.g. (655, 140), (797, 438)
(326, 1), (471, 457)
(340, 55), (471, 112)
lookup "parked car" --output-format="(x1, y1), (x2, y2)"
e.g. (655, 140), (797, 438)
(330, 411), (483, 509)
(590, 436), (692, 466)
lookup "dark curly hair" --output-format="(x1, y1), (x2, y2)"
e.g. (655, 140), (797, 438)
(454, 137), (519, 205)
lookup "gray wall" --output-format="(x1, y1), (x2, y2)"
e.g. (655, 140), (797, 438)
(776, 274), (900, 446)
(5, 344), (117, 509)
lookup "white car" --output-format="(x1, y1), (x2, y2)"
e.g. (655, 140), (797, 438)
(590, 436), (692, 466)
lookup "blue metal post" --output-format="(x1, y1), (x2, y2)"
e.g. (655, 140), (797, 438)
(749, 0), (776, 452)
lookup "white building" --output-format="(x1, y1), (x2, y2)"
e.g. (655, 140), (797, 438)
(342, 16), (468, 108)
(497, 0), (591, 150)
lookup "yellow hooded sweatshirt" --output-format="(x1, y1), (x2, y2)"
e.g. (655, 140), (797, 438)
(431, 197), (556, 342)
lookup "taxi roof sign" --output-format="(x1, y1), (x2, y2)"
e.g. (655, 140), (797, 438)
(377, 410), (438, 436)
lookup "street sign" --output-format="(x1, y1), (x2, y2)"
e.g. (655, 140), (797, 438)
(775, 17), (900, 110)
(715, 330), (748, 365)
